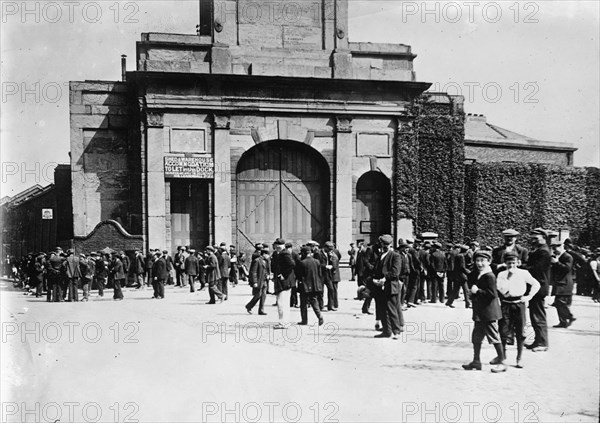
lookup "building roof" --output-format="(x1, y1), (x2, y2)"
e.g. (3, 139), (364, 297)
(2, 184), (55, 208)
(464, 114), (577, 152)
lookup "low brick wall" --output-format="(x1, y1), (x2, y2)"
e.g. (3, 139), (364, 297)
(73, 220), (143, 254)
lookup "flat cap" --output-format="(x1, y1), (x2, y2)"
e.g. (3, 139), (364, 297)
(473, 250), (492, 260)
(420, 232), (439, 240)
(379, 234), (393, 246)
(205, 246), (214, 252)
(261, 249), (271, 255)
(530, 228), (548, 237)
(406, 238), (414, 244)
(397, 242), (409, 249)
(254, 243), (263, 249)
(307, 240), (319, 246)
(469, 241), (480, 247)
(300, 246), (311, 255)
(432, 242), (443, 248)
(356, 239), (365, 244)
(503, 251), (519, 261)
(460, 244), (469, 252)
(502, 229), (520, 237)
(324, 241), (335, 248)
(550, 240), (563, 247)
(274, 238), (286, 245)
(285, 242), (293, 248)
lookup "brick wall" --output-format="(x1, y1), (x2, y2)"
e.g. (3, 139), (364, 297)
(465, 145), (570, 165)
(73, 220), (143, 254)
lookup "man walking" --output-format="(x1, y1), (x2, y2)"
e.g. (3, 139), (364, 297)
(271, 238), (295, 329)
(550, 241), (576, 328)
(245, 249), (270, 315)
(324, 241), (340, 311)
(204, 246), (225, 304)
(296, 246), (324, 326)
(185, 249), (200, 292)
(525, 228), (551, 352)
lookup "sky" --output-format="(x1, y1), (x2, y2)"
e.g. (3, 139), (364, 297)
(1, 0), (599, 197)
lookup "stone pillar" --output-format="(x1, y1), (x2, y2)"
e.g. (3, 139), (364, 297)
(335, 117), (353, 263)
(213, 114), (232, 245)
(145, 111), (167, 251)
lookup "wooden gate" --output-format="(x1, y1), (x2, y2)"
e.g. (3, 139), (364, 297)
(236, 141), (329, 252)
(170, 180), (209, 250)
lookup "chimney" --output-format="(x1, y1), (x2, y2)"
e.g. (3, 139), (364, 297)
(121, 55), (127, 82)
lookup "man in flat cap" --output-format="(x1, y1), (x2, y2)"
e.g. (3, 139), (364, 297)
(204, 246), (224, 304)
(62, 249), (81, 302)
(348, 242), (357, 282)
(524, 228), (551, 351)
(185, 248), (200, 293)
(246, 249), (270, 315)
(463, 249), (506, 372)
(372, 234), (403, 339)
(405, 238), (422, 308)
(550, 241), (576, 328)
(218, 244), (231, 300)
(271, 238), (295, 329)
(446, 245), (471, 308)
(109, 251), (125, 301)
(492, 229), (529, 275)
(323, 241), (340, 311)
(428, 242), (447, 303)
(296, 246), (324, 326)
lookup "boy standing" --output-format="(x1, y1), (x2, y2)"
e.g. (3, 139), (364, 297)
(463, 249), (506, 372)
(496, 251), (540, 368)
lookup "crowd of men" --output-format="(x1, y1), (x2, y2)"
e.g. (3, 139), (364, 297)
(6, 227), (600, 371)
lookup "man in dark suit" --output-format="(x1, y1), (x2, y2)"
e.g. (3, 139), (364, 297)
(396, 241), (411, 310)
(296, 246), (324, 325)
(323, 241), (340, 311)
(355, 241), (375, 313)
(418, 241), (431, 302)
(62, 249), (81, 302)
(405, 238), (421, 308)
(428, 242), (447, 303)
(204, 246), (224, 304)
(446, 245), (471, 308)
(109, 251), (125, 300)
(550, 241), (576, 328)
(492, 229), (529, 274)
(185, 249), (200, 292)
(271, 238), (296, 329)
(218, 244), (231, 300)
(152, 250), (168, 299)
(372, 234), (403, 339)
(246, 249), (270, 315)
(463, 249), (506, 372)
(525, 228), (552, 352)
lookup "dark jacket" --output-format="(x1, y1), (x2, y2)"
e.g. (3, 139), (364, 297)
(407, 247), (421, 274)
(355, 247), (375, 277)
(492, 244), (529, 274)
(63, 255), (82, 279)
(469, 270), (502, 322)
(454, 253), (470, 282)
(429, 249), (446, 273)
(250, 257), (268, 290)
(325, 250), (340, 283)
(205, 252), (221, 283)
(152, 256), (169, 280)
(218, 251), (231, 279)
(134, 254), (145, 274)
(373, 250), (401, 296)
(110, 257), (125, 280)
(185, 254), (200, 276)
(526, 244), (552, 297)
(551, 251), (574, 296)
(296, 256), (323, 293)
(273, 250), (295, 293)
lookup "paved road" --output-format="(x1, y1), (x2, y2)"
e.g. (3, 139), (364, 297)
(1, 274), (598, 423)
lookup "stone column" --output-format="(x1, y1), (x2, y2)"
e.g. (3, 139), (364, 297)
(145, 111), (167, 251)
(213, 114), (232, 245)
(335, 116), (353, 263)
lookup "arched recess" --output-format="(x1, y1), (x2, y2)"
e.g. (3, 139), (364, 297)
(354, 171), (391, 245)
(236, 140), (330, 252)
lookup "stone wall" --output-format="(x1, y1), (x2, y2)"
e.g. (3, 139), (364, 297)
(69, 81), (140, 237)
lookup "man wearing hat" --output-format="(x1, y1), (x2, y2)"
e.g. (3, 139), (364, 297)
(428, 242), (447, 303)
(323, 241), (340, 311)
(246, 249), (271, 315)
(418, 241), (431, 303)
(204, 246), (225, 304)
(348, 242), (357, 282)
(492, 229), (529, 274)
(463, 248), (506, 372)
(218, 244), (231, 299)
(185, 249), (200, 293)
(62, 249), (82, 302)
(404, 238), (422, 308)
(496, 250), (540, 368)
(372, 234), (403, 339)
(296, 246), (324, 326)
(152, 250), (168, 299)
(446, 245), (471, 308)
(79, 253), (93, 302)
(524, 228), (552, 351)
(174, 246), (185, 287)
(109, 251), (125, 301)
(550, 241), (576, 328)
(271, 238), (296, 328)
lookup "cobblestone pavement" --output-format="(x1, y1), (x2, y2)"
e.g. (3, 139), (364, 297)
(2, 272), (598, 423)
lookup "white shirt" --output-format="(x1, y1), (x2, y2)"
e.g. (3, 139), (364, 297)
(497, 268), (540, 298)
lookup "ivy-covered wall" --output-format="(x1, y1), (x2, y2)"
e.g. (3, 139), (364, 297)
(464, 163), (600, 248)
(396, 94), (465, 243)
